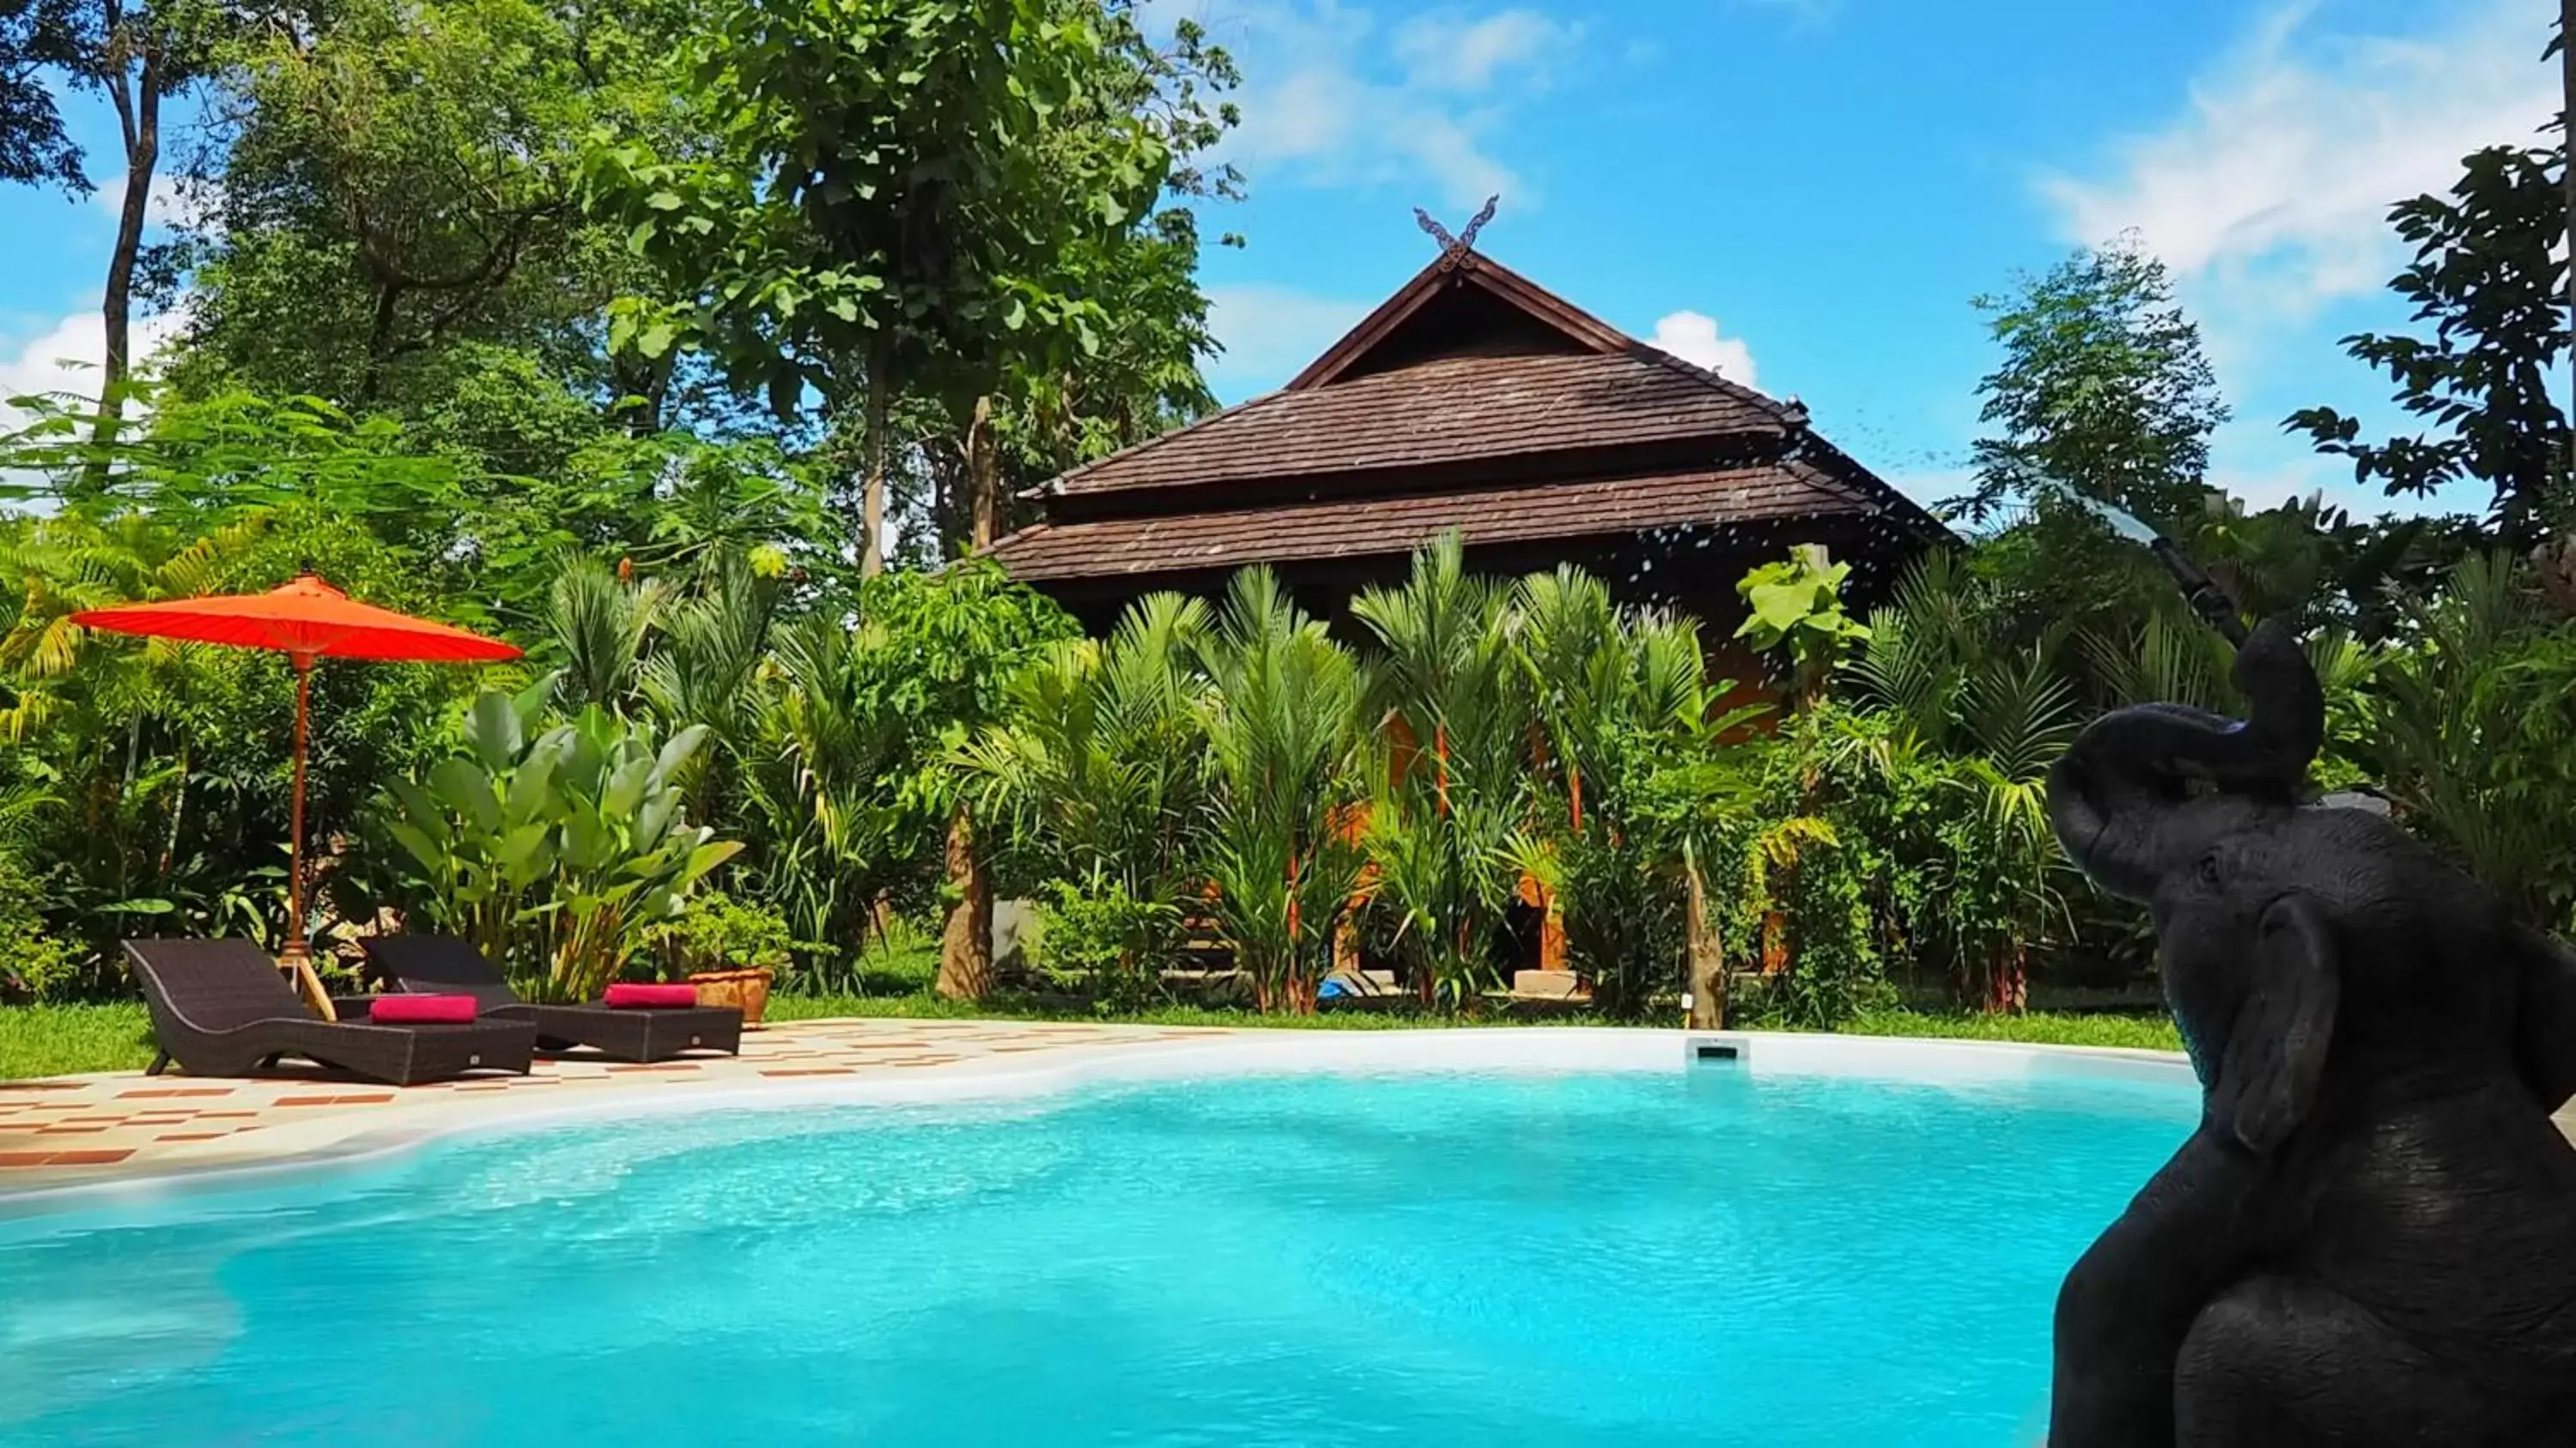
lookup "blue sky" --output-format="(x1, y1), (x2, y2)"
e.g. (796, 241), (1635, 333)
(1, 0), (2557, 520)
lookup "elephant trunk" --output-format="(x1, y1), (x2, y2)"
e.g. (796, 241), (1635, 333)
(2048, 618), (2324, 901)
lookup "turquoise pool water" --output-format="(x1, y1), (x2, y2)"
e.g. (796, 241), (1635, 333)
(0, 1063), (2193, 1446)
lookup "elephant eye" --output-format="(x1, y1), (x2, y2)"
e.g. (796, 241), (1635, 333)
(2195, 855), (2224, 887)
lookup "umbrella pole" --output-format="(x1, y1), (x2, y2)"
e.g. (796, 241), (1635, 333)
(282, 653), (335, 1021)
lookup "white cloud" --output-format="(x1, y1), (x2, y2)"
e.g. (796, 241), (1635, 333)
(2038, 1), (2554, 318)
(1394, 10), (1577, 92)
(1204, 283), (1374, 399)
(1648, 310), (1759, 389)
(0, 307), (186, 429)
(1159, 0), (1564, 209)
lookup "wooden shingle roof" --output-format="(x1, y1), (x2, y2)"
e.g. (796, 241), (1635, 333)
(1040, 349), (1792, 500)
(989, 462), (1880, 581)
(988, 240), (1950, 587)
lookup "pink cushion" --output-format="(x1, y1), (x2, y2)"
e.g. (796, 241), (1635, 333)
(604, 983), (698, 1010)
(370, 995), (478, 1025)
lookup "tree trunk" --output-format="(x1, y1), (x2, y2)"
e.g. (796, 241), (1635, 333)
(935, 804), (993, 1001)
(1686, 860), (1725, 1030)
(1987, 944), (2030, 1015)
(88, 49), (161, 482)
(861, 350), (890, 577)
(1761, 908), (1789, 975)
(359, 282), (404, 404)
(968, 392), (1000, 551)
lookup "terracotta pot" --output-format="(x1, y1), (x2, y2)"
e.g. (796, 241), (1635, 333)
(687, 967), (774, 1028)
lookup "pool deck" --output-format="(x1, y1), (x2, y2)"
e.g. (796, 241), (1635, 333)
(5, 1019), (2573, 1205)
(0, 1018), (1232, 1196)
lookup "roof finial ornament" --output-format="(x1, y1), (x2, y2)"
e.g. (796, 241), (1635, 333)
(1413, 194), (1500, 254)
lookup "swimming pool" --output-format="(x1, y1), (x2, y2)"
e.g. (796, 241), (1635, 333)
(0, 1044), (2193, 1445)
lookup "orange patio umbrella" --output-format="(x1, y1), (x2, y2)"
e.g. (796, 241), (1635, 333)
(73, 570), (522, 1019)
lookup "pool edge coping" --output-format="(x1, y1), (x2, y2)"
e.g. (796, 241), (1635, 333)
(0, 1025), (2195, 1221)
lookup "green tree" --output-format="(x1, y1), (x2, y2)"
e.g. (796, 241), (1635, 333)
(2287, 140), (2570, 547)
(583, 0), (1206, 569)
(18, 0), (221, 465)
(743, 563), (1074, 993)
(0, 3), (87, 192)
(178, 0), (652, 408)
(1957, 234), (2228, 532)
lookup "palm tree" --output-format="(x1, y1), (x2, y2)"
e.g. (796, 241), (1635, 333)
(640, 551), (779, 826)
(1512, 566), (1764, 1015)
(738, 611), (914, 983)
(1350, 532), (1531, 1008)
(2366, 552), (2576, 928)
(1850, 552), (2081, 1012)
(543, 552), (664, 713)
(958, 591), (1213, 998)
(1195, 569), (1368, 1013)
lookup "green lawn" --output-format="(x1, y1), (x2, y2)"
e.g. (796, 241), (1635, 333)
(1832, 1008), (2182, 1053)
(0, 1002), (156, 1081)
(0, 993), (2179, 1080)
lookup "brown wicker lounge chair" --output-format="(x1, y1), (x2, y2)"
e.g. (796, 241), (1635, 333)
(124, 938), (536, 1086)
(358, 936), (743, 1064)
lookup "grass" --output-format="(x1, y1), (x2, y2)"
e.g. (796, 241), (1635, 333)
(1834, 1008), (2183, 1053)
(0, 991), (2180, 1081)
(0, 1002), (155, 1080)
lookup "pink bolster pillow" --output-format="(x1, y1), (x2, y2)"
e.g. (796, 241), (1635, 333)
(604, 983), (698, 1010)
(370, 995), (478, 1025)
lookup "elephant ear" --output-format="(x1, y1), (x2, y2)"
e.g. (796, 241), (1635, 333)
(2509, 922), (2576, 1115)
(2211, 893), (2341, 1156)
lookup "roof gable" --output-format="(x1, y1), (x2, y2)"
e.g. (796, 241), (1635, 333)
(1286, 248), (1631, 391)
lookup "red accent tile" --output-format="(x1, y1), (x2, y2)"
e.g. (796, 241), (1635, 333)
(34, 1125), (110, 1135)
(0, 1153), (55, 1167)
(155, 1132), (227, 1142)
(331, 1094), (396, 1105)
(758, 1068), (856, 1078)
(274, 1097), (340, 1107)
(46, 1149), (134, 1166)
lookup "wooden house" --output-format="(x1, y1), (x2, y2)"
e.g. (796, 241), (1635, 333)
(987, 241), (1949, 664)
(984, 240), (1953, 999)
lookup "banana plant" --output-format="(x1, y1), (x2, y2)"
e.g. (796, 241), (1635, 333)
(374, 687), (742, 1001)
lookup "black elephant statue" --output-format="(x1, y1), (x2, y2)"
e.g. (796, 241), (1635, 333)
(2044, 616), (2576, 1445)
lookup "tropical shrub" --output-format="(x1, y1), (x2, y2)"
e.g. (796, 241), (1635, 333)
(1030, 873), (1184, 1013)
(1735, 547), (1870, 705)
(369, 690), (742, 1000)
(0, 855), (87, 1004)
(650, 889), (799, 980)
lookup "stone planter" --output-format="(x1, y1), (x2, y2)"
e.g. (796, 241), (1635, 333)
(686, 967), (774, 1028)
